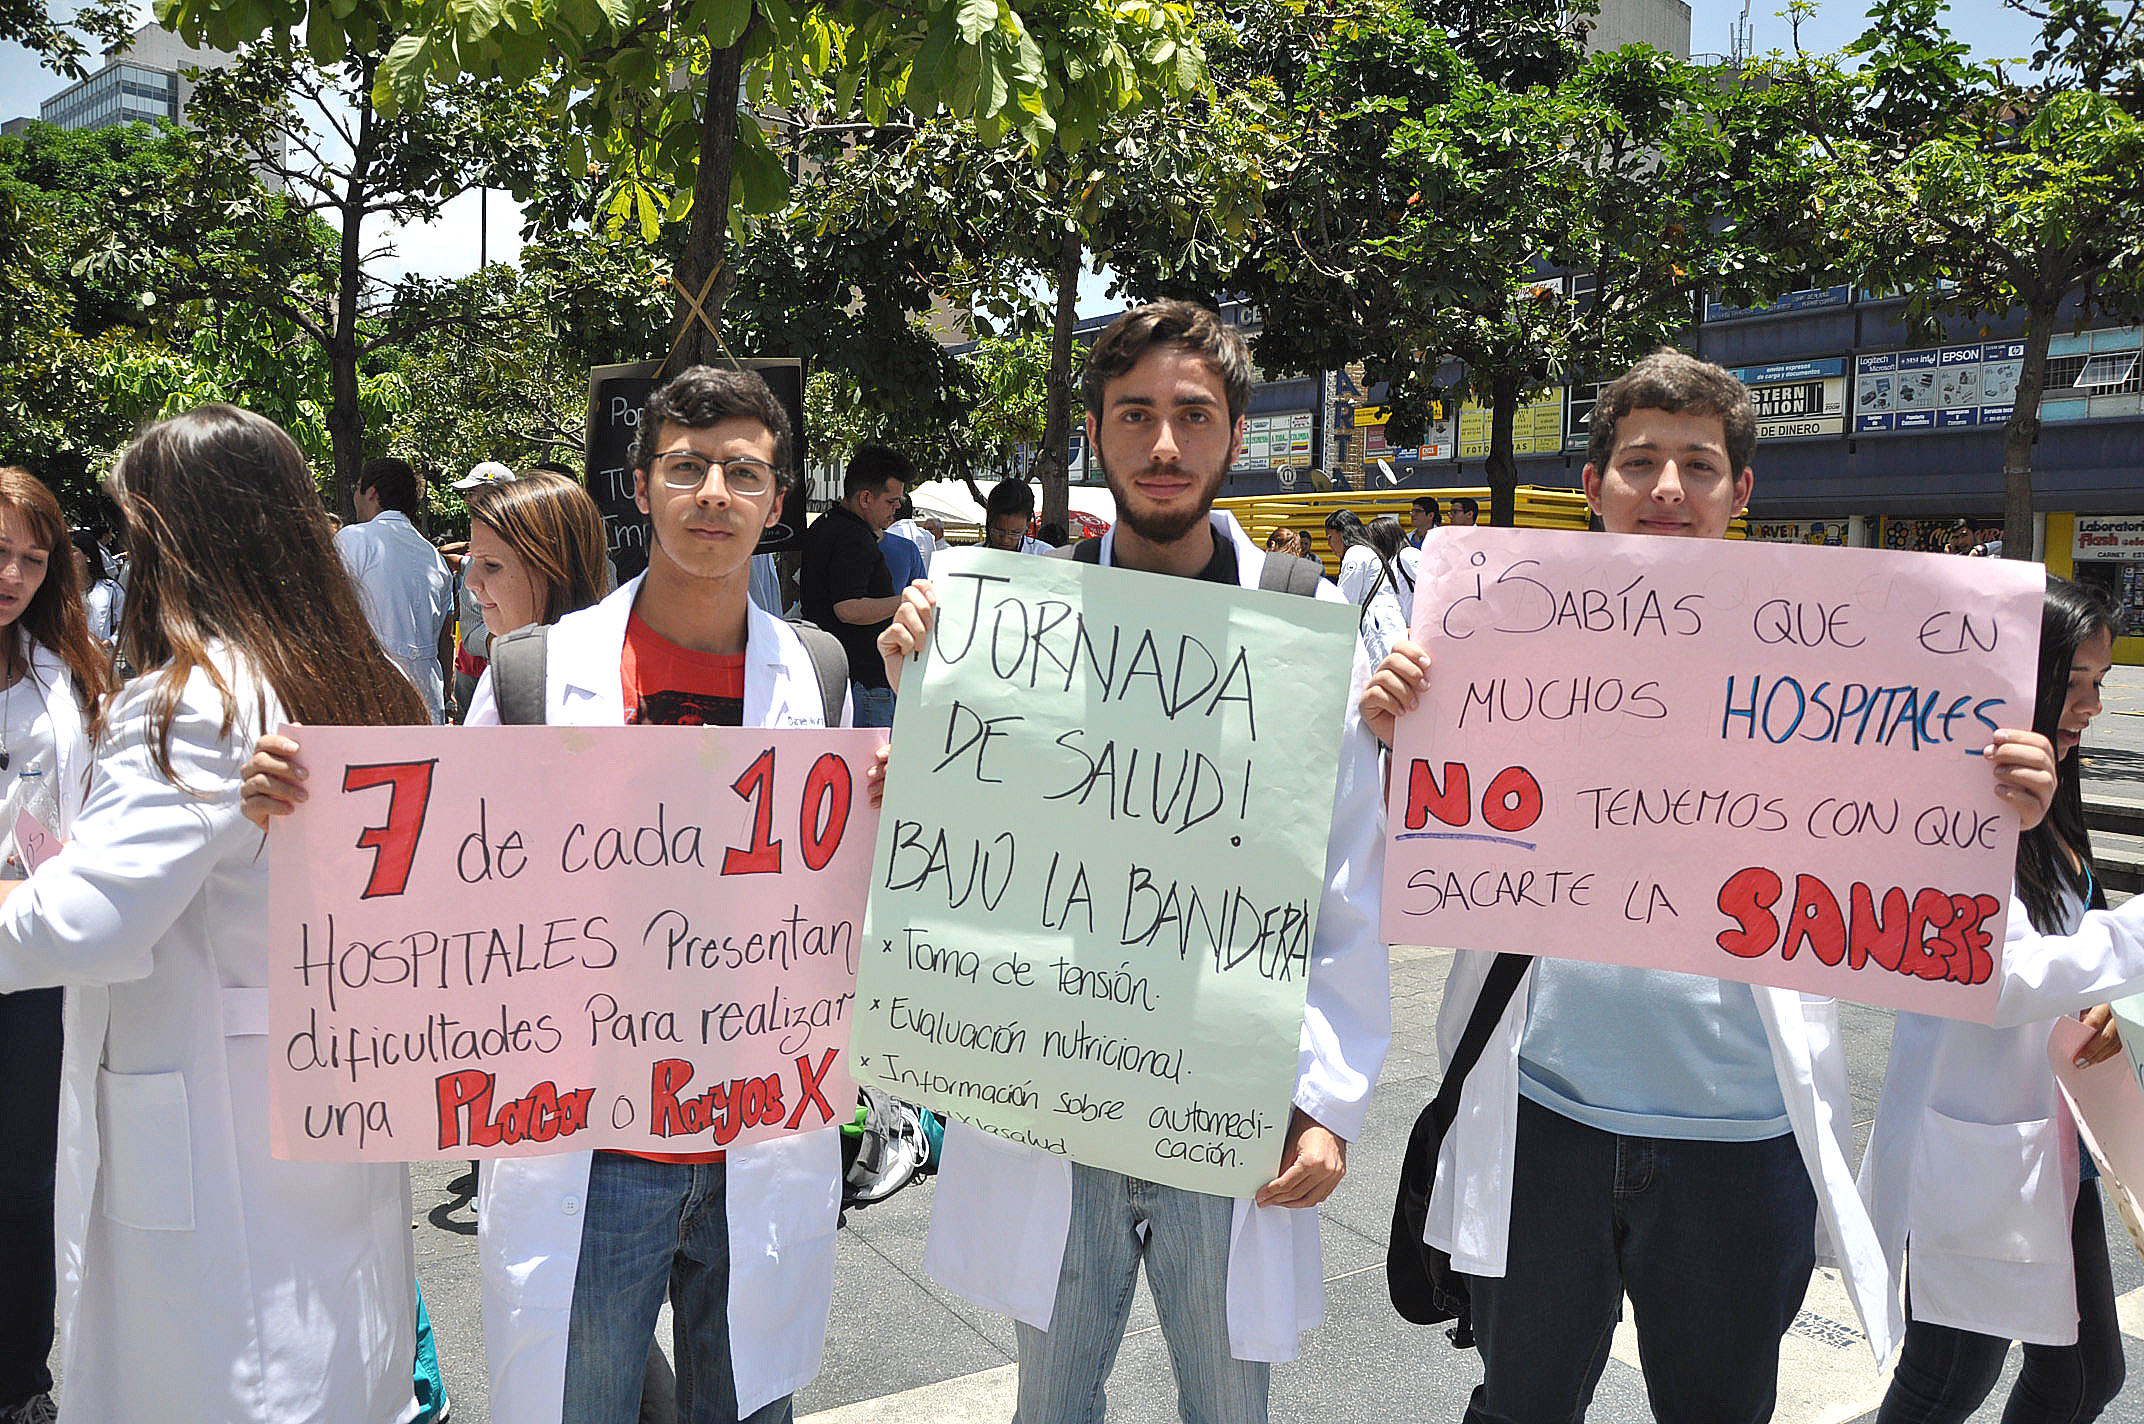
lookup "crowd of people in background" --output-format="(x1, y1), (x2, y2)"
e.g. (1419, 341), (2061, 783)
(0, 301), (2138, 1424)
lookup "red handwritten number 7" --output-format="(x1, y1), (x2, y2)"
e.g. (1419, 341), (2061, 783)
(343, 760), (439, 899)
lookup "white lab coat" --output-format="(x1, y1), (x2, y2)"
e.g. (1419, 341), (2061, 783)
(466, 575), (850, 1423)
(0, 649), (418, 1423)
(338, 511), (454, 722)
(923, 511), (1393, 1362)
(1426, 950), (1902, 1363)
(1861, 889), (2144, 1346)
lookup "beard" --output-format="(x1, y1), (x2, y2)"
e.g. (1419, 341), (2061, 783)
(1098, 449), (1227, 546)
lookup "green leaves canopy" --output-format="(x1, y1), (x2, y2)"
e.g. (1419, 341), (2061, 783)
(156, 0), (1211, 239)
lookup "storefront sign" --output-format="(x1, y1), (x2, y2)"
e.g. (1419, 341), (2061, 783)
(1854, 342), (2024, 433)
(1705, 286), (1853, 323)
(1746, 519), (1851, 547)
(1459, 389), (1566, 458)
(2076, 515), (2144, 562)
(1733, 358), (1848, 440)
(1233, 411), (1315, 471)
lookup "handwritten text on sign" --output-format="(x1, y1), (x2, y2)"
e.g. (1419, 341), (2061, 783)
(268, 725), (883, 1160)
(1382, 529), (2041, 1021)
(853, 549), (1360, 1195)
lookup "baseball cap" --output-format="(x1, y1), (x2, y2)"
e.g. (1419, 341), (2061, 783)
(452, 461), (516, 491)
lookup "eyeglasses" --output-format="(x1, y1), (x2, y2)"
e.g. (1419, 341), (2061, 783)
(650, 452), (778, 494)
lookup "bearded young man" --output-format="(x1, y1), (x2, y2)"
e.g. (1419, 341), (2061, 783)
(873, 301), (1391, 1424)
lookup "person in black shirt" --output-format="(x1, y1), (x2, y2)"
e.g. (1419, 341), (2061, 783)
(798, 445), (911, 726)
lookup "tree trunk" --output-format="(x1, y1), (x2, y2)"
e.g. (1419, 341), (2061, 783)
(671, 28), (750, 371)
(1999, 298), (2058, 560)
(326, 66), (375, 517)
(1486, 376), (1520, 527)
(1034, 225), (1080, 530)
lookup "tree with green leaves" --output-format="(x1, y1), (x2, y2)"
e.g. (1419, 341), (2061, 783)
(159, 0), (1210, 378)
(372, 232), (675, 482)
(156, 45), (552, 509)
(0, 117), (371, 512)
(1749, 0), (2144, 557)
(793, 24), (1276, 526)
(1, 0), (132, 77)
(1232, 0), (1761, 526)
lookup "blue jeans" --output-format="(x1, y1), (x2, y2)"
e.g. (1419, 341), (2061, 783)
(1462, 1098), (1817, 1424)
(1878, 1184), (2124, 1424)
(561, 1153), (792, 1424)
(849, 682), (896, 728)
(1012, 1163), (1268, 1424)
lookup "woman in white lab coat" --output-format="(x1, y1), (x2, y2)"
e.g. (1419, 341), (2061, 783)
(1865, 576), (2140, 1423)
(0, 466), (110, 1424)
(0, 406), (432, 1423)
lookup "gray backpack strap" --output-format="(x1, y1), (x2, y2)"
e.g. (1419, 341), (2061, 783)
(487, 623), (549, 725)
(785, 619), (849, 727)
(1259, 552), (1326, 597)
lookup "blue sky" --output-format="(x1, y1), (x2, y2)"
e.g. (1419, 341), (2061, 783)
(0, 0), (2050, 289)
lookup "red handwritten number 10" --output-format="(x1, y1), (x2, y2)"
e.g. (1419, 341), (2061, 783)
(720, 749), (854, 875)
(343, 760), (439, 898)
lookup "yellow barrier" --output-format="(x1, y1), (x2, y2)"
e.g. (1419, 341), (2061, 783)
(1217, 486), (1597, 575)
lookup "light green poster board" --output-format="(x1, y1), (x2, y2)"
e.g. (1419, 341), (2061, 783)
(853, 547), (1360, 1195)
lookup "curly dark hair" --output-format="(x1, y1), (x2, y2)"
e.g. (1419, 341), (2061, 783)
(631, 366), (795, 484)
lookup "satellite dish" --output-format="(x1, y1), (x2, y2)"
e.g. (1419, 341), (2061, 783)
(1377, 459), (1398, 485)
(1310, 469), (1334, 492)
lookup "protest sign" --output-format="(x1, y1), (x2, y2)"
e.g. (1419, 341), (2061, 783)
(1383, 528), (2041, 1021)
(852, 548), (1360, 1196)
(2053, 1017), (2144, 1265)
(269, 724), (882, 1161)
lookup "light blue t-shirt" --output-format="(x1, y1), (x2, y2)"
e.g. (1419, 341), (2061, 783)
(1517, 960), (1791, 1141)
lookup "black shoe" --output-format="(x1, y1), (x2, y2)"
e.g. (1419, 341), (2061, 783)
(2, 1393), (57, 1424)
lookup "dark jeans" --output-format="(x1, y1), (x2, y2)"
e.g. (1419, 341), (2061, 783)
(0, 987), (60, 1409)
(1878, 1185), (2125, 1424)
(561, 1153), (791, 1424)
(1462, 1097), (1818, 1424)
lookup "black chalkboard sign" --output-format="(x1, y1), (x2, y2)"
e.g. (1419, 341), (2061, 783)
(582, 357), (809, 583)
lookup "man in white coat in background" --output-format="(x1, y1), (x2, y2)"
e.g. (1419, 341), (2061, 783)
(337, 457), (454, 722)
(875, 301), (1390, 1424)
(463, 366), (850, 1424)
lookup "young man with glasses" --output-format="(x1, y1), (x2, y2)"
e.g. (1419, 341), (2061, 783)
(467, 366), (851, 1424)
(799, 445), (912, 727)
(982, 477), (1051, 553)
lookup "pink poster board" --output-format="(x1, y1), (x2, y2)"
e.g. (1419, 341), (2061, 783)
(2051, 1018), (2144, 1262)
(1382, 528), (2042, 1022)
(268, 724), (883, 1161)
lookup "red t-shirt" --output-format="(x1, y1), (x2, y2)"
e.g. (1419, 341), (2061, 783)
(612, 612), (745, 1164)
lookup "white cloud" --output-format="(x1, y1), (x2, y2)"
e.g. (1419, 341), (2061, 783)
(366, 184), (527, 283)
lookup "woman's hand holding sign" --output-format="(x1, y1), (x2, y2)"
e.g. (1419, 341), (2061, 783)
(242, 730), (308, 829)
(1360, 640), (1431, 751)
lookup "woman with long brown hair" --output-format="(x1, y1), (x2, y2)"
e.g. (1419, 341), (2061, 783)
(0, 466), (110, 1424)
(463, 468), (612, 635)
(0, 407), (427, 1423)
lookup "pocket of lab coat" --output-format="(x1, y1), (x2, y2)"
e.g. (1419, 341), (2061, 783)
(96, 1068), (195, 1231)
(1908, 1109), (2068, 1264)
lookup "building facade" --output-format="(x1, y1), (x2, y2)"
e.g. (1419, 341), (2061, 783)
(29, 25), (234, 133)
